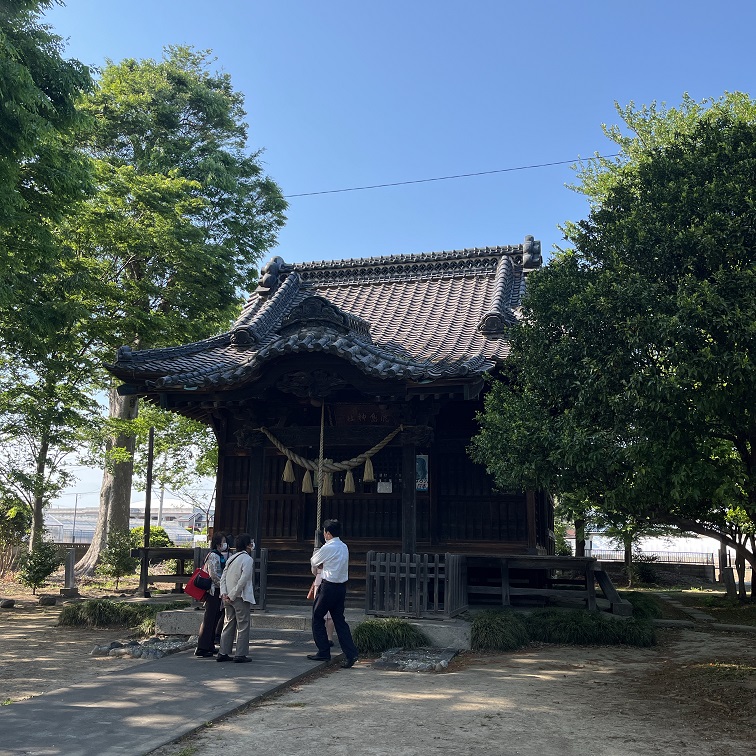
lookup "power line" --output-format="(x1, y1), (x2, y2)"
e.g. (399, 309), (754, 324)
(283, 153), (622, 198)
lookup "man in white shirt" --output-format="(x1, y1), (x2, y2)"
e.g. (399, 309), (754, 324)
(217, 533), (256, 663)
(307, 519), (359, 668)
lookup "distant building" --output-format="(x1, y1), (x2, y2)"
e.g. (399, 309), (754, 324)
(43, 504), (199, 546)
(130, 498), (215, 533)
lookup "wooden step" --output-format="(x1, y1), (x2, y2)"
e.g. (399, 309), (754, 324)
(265, 585), (364, 609)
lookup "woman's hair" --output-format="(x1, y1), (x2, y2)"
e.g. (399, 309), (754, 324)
(210, 531), (225, 550)
(235, 533), (253, 551)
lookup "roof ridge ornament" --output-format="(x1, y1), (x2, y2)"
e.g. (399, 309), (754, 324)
(522, 234), (542, 270)
(256, 256), (292, 297)
(477, 235), (542, 336)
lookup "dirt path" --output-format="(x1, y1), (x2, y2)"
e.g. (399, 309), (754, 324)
(0, 603), (146, 703)
(1, 593), (754, 756)
(149, 627), (755, 756)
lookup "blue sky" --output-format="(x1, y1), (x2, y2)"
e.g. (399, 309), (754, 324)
(43, 0), (756, 506)
(44, 0), (756, 267)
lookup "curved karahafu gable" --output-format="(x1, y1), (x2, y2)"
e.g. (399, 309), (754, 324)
(106, 236), (541, 395)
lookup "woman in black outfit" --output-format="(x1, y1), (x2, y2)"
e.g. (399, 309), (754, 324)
(194, 532), (229, 657)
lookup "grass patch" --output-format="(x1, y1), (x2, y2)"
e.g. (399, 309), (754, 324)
(470, 609), (530, 651)
(172, 747), (198, 756)
(57, 599), (190, 634)
(467, 608), (657, 651)
(675, 591), (756, 626)
(524, 608), (656, 647)
(621, 591), (664, 620)
(353, 617), (431, 654)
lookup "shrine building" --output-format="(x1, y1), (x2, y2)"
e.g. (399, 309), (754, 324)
(108, 235), (553, 603)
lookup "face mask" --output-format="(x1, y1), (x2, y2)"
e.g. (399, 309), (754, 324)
(219, 543), (228, 552)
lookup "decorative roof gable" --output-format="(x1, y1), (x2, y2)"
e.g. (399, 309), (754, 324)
(107, 235), (541, 394)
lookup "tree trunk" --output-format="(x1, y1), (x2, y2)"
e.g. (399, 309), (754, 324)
(667, 517), (756, 601)
(75, 389), (138, 577)
(575, 518), (586, 558)
(623, 535), (633, 567)
(624, 534), (633, 587)
(29, 435), (50, 551)
(735, 543), (747, 601)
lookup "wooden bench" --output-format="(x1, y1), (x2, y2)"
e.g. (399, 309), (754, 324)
(131, 546), (269, 608)
(130, 547), (199, 595)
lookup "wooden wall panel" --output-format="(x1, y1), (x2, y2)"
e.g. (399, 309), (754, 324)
(436, 449), (527, 542)
(216, 455), (250, 535)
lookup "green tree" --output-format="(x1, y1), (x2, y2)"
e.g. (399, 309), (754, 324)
(97, 528), (138, 589)
(17, 537), (62, 594)
(73, 46), (286, 576)
(0, 347), (102, 551)
(472, 94), (756, 597)
(0, 493), (32, 575)
(0, 3), (101, 553)
(128, 404), (217, 529)
(0, 0), (92, 321)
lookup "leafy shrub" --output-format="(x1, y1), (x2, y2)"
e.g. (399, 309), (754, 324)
(129, 526), (188, 574)
(0, 496), (31, 577)
(353, 618), (431, 654)
(17, 539), (63, 594)
(470, 609), (530, 651)
(98, 529), (138, 588)
(629, 555), (658, 585)
(130, 526), (173, 550)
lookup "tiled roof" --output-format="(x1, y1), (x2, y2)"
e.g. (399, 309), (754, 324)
(107, 236), (541, 392)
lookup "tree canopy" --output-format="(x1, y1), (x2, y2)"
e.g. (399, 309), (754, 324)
(0, 0), (92, 321)
(79, 45), (287, 339)
(472, 94), (756, 590)
(70, 46), (286, 574)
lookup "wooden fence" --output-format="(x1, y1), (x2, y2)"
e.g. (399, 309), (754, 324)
(130, 546), (268, 609)
(365, 552), (468, 619)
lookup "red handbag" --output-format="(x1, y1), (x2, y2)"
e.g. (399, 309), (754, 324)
(184, 567), (212, 600)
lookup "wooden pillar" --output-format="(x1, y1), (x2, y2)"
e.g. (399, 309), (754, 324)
(401, 441), (417, 555)
(246, 444), (265, 552)
(526, 490), (537, 554)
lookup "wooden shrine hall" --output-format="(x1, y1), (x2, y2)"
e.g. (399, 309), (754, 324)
(108, 235), (556, 604)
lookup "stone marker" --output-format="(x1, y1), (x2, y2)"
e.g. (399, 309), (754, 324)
(59, 548), (80, 597)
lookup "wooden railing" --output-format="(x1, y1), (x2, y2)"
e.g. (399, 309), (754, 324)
(130, 546), (268, 609)
(468, 554), (633, 616)
(365, 552), (468, 619)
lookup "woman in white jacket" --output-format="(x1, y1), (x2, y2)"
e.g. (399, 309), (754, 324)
(217, 533), (256, 663)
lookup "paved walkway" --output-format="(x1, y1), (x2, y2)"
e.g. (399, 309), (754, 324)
(0, 627), (335, 756)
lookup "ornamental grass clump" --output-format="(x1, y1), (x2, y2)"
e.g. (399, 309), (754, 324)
(622, 591), (664, 620)
(58, 599), (190, 631)
(353, 617), (431, 654)
(470, 609), (530, 652)
(525, 608), (656, 647)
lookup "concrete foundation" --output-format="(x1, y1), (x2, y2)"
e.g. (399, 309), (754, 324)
(156, 607), (473, 649)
